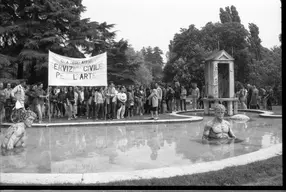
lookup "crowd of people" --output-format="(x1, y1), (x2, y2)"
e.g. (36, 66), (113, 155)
(236, 83), (275, 110)
(0, 80), (202, 124)
(0, 79), (277, 124)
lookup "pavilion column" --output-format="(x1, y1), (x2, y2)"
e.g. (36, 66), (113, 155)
(229, 61), (235, 98)
(213, 61), (218, 98)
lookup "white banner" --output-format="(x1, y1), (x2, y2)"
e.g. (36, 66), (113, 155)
(48, 51), (107, 86)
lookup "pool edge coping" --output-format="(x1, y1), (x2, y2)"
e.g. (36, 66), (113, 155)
(0, 111), (204, 127)
(0, 109), (281, 128)
(0, 143), (282, 185)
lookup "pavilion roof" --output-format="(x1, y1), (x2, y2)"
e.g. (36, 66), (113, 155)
(205, 50), (234, 61)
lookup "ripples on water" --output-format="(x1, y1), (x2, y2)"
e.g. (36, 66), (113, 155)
(0, 113), (282, 173)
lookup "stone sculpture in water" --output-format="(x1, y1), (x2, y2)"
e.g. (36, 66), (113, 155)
(202, 104), (242, 144)
(1, 110), (37, 150)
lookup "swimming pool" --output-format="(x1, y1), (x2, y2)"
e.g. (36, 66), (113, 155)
(0, 112), (282, 174)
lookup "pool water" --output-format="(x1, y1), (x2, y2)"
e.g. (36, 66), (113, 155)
(0, 112), (282, 173)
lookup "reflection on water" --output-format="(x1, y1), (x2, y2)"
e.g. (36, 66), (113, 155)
(0, 128), (51, 173)
(0, 113), (282, 173)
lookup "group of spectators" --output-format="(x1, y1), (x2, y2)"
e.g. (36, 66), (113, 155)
(0, 79), (276, 124)
(0, 80), (202, 124)
(236, 83), (275, 110)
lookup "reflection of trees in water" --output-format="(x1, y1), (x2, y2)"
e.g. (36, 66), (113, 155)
(53, 127), (90, 160)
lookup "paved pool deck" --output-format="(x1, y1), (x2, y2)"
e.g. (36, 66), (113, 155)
(0, 109), (282, 185)
(0, 109), (281, 128)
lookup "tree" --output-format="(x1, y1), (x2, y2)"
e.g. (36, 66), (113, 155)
(219, 6), (241, 23)
(134, 63), (153, 86)
(0, 0), (118, 87)
(248, 46), (281, 88)
(0, 0), (89, 81)
(164, 24), (208, 87)
(219, 8), (231, 23)
(141, 46), (164, 82)
(200, 22), (222, 51)
(247, 23), (262, 61)
(230, 5), (241, 23)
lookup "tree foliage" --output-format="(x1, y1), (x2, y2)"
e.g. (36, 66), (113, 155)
(219, 5), (241, 23)
(163, 5), (281, 92)
(141, 46), (164, 82)
(0, 0), (91, 81)
(247, 23), (262, 61)
(0, 0), (146, 86)
(248, 46), (281, 88)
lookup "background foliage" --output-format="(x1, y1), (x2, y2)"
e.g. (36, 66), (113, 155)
(0, 2), (281, 103)
(163, 5), (281, 98)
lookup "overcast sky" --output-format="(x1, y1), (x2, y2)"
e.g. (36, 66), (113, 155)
(82, 0), (281, 58)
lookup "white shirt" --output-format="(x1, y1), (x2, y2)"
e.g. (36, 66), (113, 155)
(112, 89), (118, 102)
(117, 92), (127, 103)
(11, 85), (25, 107)
(79, 91), (84, 102)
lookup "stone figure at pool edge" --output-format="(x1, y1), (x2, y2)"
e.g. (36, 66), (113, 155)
(1, 110), (37, 150)
(202, 104), (237, 143)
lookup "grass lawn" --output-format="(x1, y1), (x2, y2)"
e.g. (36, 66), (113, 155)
(95, 155), (282, 186)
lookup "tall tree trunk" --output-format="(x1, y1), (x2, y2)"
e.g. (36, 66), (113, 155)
(17, 63), (23, 79)
(28, 60), (37, 85)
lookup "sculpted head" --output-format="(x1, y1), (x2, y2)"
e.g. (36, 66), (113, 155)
(214, 104), (226, 120)
(23, 110), (37, 127)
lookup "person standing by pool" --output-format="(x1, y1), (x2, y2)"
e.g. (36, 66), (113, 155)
(246, 84), (253, 109)
(85, 87), (93, 119)
(249, 85), (259, 109)
(66, 86), (75, 120)
(174, 81), (181, 112)
(148, 83), (159, 120)
(166, 84), (174, 113)
(260, 88), (267, 110)
(180, 85), (187, 111)
(238, 85), (248, 109)
(202, 104), (236, 141)
(155, 83), (162, 114)
(34, 83), (48, 123)
(161, 84), (167, 114)
(198, 85), (206, 109)
(138, 85), (145, 115)
(190, 82), (200, 110)
(10, 80), (26, 109)
(0, 82), (6, 124)
(265, 88), (274, 111)
(57, 87), (66, 118)
(95, 87), (105, 120)
(117, 87), (127, 119)
(3, 83), (13, 122)
(106, 82), (116, 120)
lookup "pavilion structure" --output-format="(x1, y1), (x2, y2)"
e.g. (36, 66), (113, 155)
(202, 50), (238, 116)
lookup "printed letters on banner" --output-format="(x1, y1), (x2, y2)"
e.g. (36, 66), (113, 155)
(48, 51), (107, 86)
